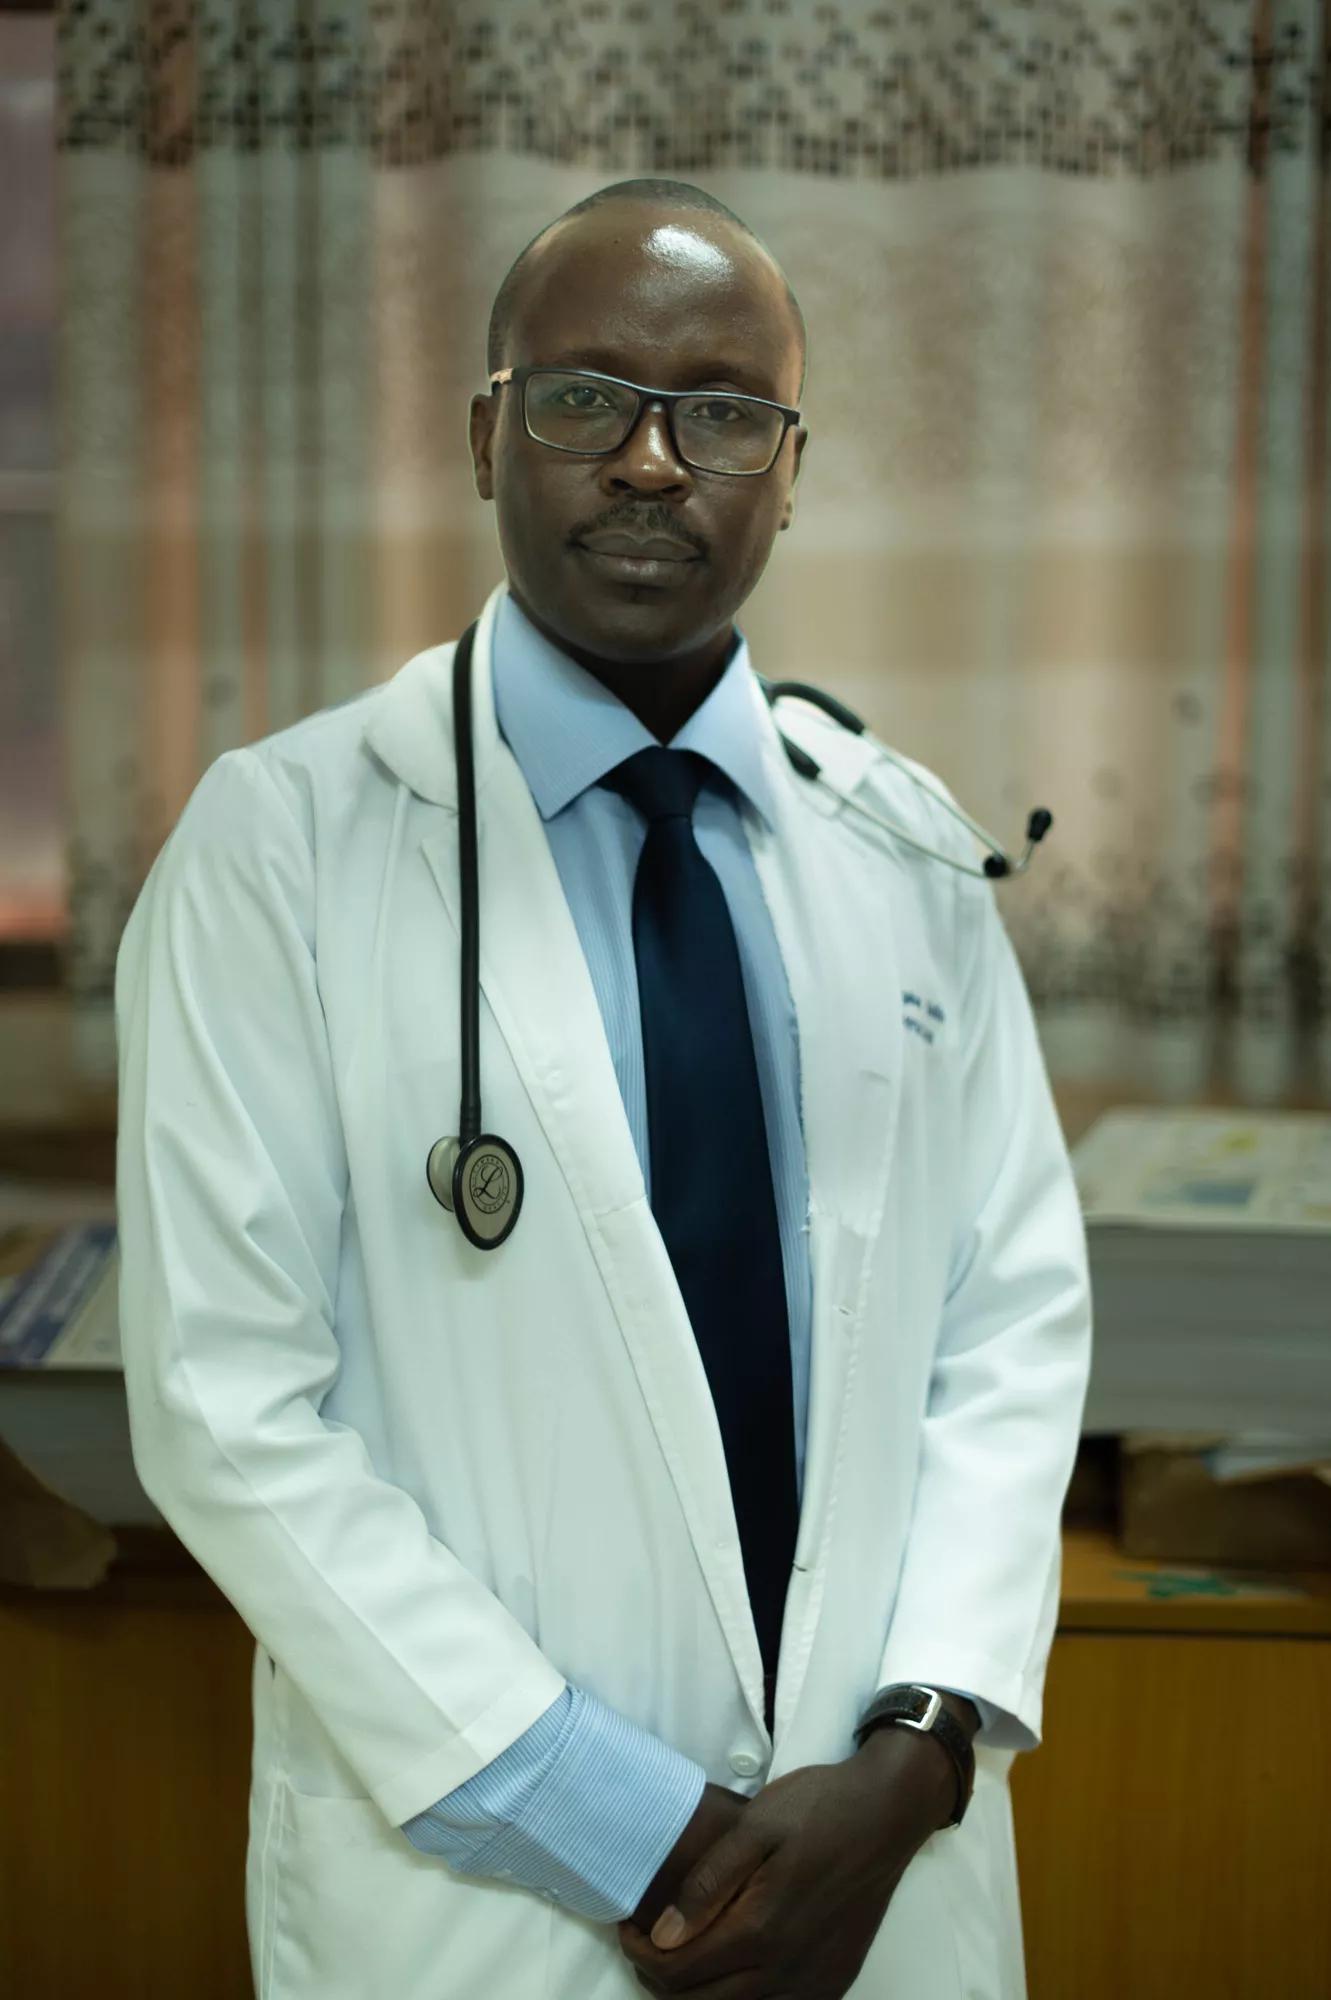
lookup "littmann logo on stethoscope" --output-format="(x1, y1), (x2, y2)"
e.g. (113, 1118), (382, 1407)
(469, 1152), (511, 1214)
(902, 991), (946, 1046)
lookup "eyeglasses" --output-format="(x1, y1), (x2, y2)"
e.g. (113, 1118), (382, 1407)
(489, 364), (801, 477)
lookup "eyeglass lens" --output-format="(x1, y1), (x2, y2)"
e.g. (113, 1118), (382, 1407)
(524, 370), (784, 473)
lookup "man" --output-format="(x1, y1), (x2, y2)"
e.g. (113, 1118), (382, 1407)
(115, 179), (1092, 1999)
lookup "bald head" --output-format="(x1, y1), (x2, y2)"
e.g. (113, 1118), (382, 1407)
(487, 178), (806, 404)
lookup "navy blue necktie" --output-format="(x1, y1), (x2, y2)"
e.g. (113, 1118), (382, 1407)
(600, 745), (799, 1735)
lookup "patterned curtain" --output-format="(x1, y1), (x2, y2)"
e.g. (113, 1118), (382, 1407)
(58, 0), (1329, 1110)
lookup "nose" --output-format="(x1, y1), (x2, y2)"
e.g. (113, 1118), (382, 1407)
(599, 397), (690, 495)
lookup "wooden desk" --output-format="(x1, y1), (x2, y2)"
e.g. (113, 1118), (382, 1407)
(1, 1523), (1328, 1998)
(1012, 1528), (1331, 2000)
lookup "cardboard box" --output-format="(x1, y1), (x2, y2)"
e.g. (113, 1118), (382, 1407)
(1119, 1438), (1331, 1569)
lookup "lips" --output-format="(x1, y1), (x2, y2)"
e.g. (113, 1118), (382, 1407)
(573, 528), (701, 590)
(577, 532), (697, 561)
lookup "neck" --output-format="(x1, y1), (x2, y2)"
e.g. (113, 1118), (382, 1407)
(509, 591), (738, 744)
(581, 637), (737, 743)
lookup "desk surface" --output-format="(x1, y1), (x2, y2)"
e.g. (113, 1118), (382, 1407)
(1058, 1523), (1331, 1636)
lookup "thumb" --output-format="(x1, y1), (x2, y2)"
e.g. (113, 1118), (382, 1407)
(650, 1822), (771, 1950)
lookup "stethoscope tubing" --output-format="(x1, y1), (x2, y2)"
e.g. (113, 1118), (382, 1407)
(429, 623), (1053, 1248)
(755, 677), (1052, 881)
(455, 621), (482, 1147)
(425, 620), (527, 1248)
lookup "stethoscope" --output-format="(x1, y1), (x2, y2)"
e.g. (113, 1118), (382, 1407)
(427, 617), (1053, 1251)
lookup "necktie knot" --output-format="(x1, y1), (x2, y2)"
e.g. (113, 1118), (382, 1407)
(600, 745), (712, 824)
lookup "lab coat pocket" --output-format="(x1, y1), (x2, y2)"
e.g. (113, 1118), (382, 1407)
(265, 1782), (554, 2000)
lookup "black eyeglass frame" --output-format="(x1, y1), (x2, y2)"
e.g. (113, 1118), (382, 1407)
(489, 363), (803, 477)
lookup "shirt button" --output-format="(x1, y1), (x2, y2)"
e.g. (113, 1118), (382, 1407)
(729, 1749), (763, 1778)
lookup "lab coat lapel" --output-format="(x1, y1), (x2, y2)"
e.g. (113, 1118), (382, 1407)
(364, 583), (649, 1228)
(371, 585), (781, 1718)
(740, 677), (905, 1739)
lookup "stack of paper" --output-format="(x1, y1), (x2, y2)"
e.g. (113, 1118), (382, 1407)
(0, 1218), (161, 1527)
(0, 1219), (120, 1368)
(1070, 1107), (1331, 1440)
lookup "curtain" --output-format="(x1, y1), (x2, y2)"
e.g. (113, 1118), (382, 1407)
(57, 0), (1329, 1109)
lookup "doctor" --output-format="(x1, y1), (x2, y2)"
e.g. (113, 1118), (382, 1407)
(114, 177), (1091, 2000)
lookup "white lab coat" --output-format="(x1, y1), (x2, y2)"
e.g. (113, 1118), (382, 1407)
(114, 577), (1091, 2000)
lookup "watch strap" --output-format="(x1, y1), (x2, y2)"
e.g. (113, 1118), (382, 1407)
(852, 1683), (976, 1828)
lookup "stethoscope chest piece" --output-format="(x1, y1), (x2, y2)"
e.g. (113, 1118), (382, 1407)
(427, 1132), (524, 1249)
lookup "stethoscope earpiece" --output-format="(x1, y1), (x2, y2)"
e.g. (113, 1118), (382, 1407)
(759, 677), (1052, 884)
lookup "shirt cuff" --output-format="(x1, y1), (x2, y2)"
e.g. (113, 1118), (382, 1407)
(400, 1683), (706, 1923)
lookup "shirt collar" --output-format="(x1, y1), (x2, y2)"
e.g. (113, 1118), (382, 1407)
(490, 585), (778, 832)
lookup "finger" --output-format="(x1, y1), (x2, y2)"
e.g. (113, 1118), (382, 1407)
(621, 1899), (767, 1994)
(650, 1822), (775, 1950)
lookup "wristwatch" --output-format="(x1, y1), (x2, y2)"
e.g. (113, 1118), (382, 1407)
(851, 1683), (976, 1829)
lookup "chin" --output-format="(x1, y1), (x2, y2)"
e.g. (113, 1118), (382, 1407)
(577, 611), (699, 661)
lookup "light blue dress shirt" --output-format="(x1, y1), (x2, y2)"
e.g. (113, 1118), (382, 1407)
(401, 587), (995, 1918)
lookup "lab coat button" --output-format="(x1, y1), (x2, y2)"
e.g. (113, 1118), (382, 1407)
(729, 1749), (762, 1778)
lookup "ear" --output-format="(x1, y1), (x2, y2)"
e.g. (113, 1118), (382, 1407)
(469, 393), (497, 501)
(779, 426), (807, 530)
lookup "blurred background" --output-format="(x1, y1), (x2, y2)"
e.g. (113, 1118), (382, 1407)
(0, 3), (1328, 1996)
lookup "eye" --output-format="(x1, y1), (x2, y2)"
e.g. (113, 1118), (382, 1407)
(555, 383), (614, 410)
(683, 398), (755, 426)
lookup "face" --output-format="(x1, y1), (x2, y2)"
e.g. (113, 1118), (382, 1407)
(469, 206), (807, 670)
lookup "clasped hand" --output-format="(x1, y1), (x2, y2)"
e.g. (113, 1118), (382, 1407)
(616, 1729), (952, 1999)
